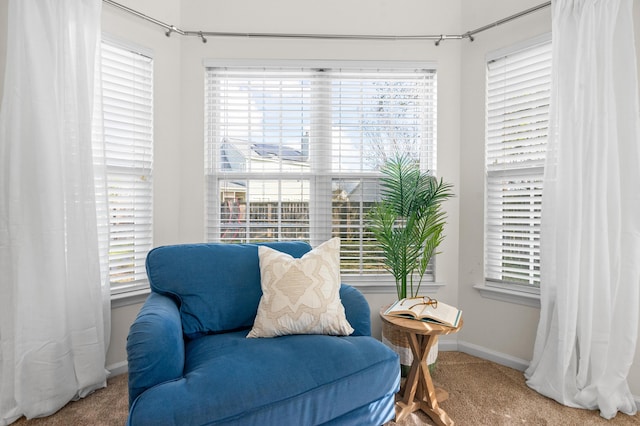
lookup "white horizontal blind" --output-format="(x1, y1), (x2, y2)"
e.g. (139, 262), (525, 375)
(205, 65), (437, 277)
(485, 39), (551, 288)
(100, 40), (153, 293)
(328, 69), (436, 172)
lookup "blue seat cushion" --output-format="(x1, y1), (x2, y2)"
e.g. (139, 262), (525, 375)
(145, 241), (311, 338)
(128, 331), (400, 425)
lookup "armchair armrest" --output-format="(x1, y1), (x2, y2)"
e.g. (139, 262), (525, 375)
(126, 292), (185, 406)
(340, 284), (371, 336)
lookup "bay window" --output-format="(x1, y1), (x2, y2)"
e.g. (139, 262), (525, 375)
(205, 62), (436, 278)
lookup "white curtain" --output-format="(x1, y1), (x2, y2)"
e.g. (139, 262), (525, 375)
(525, 0), (640, 419)
(0, 0), (110, 424)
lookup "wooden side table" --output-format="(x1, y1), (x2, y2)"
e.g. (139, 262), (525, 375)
(380, 307), (463, 425)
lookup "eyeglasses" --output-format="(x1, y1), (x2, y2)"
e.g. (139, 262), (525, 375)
(408, 296), (438, 310)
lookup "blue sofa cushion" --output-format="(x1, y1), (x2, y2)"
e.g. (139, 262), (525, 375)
(146, 241), (311, 338)
(127, 331), (400, 425)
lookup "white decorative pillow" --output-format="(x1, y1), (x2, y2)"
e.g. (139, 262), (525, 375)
(247, 238), (354, 338)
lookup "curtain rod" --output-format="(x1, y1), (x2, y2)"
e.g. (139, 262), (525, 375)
(102, 0), (551, 46)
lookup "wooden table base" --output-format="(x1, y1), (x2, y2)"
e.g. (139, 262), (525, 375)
(395, 332), (454, 425)
(380, 307), (463, 426)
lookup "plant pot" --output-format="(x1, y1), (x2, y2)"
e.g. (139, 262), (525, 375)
(381, 320), (438, 377)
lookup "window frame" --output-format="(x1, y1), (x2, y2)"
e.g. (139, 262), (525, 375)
(479, 34), (551, 306)
(98, 35), (154, 297)
(204, 60), (444, 288)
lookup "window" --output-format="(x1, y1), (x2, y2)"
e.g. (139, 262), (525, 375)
(205, 63), (437, 278)
(98, 38), (153, 294)
(485, 36), (551, 291)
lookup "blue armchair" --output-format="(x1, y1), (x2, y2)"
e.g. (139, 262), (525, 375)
(126, 241), (400, 425)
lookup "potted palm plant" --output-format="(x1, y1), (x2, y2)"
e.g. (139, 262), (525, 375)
(368, 154), (454, 372)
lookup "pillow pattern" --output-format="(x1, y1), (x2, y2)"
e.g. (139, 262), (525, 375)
(247, 238), (354, 338)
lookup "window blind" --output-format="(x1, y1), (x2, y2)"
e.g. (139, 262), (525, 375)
(485, 39), (551, 288)
(205, 64), (437, 277)
(100, 40), (153, 293)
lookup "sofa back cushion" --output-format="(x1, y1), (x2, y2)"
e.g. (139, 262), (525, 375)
(146, 241), (311, 338)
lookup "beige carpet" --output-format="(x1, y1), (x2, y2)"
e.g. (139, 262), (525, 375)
(387, 352), (640, 426)
(12, 352), (640, 425)
(12, 373), (128, 426)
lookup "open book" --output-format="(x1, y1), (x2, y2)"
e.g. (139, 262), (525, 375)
(384, 297), (462, 328)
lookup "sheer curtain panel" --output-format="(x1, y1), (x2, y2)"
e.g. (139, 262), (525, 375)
(0, 1), (109, 424)
(525, 0), (640, 419)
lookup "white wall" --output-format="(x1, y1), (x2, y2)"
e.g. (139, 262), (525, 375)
(177, 0), (463, 345)
(99, 0), (464, 372)
(0, 2), (6, 104)
(458, 0), (549, 362)
(100, 0), (183, 369)
(458, 0), (640, 398)
(0, 0), (638, 401)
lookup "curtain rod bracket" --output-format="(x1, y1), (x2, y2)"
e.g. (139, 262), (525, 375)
(199, 32), (208, 44)
(165, 26), (177, 38)
(435, 35), (444, 47)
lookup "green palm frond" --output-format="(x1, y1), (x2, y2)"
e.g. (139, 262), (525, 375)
(367, 154), (454, 299)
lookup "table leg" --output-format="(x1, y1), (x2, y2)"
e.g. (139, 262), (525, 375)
(395, 333), (423, 421)
(395, 333), (454, 425)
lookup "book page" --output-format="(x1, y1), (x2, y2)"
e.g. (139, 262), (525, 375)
(384, 298), (424, 317)
(417, 301), (461, 327)
(386, 297), (461, 327)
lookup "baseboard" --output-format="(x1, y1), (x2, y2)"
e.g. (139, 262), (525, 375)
(437, 338), (459, 352)
(107, 360), (128, 377)
(456, 340), (530, 371)
(453, 340), (640, 412)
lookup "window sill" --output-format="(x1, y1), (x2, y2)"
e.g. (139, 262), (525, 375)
(111, 288), (150, 309)
(473, 282), (540, 308)
(344, 275), (445, 295)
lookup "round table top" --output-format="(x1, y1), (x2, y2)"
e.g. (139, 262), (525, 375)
(379, 305), (463, 336)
